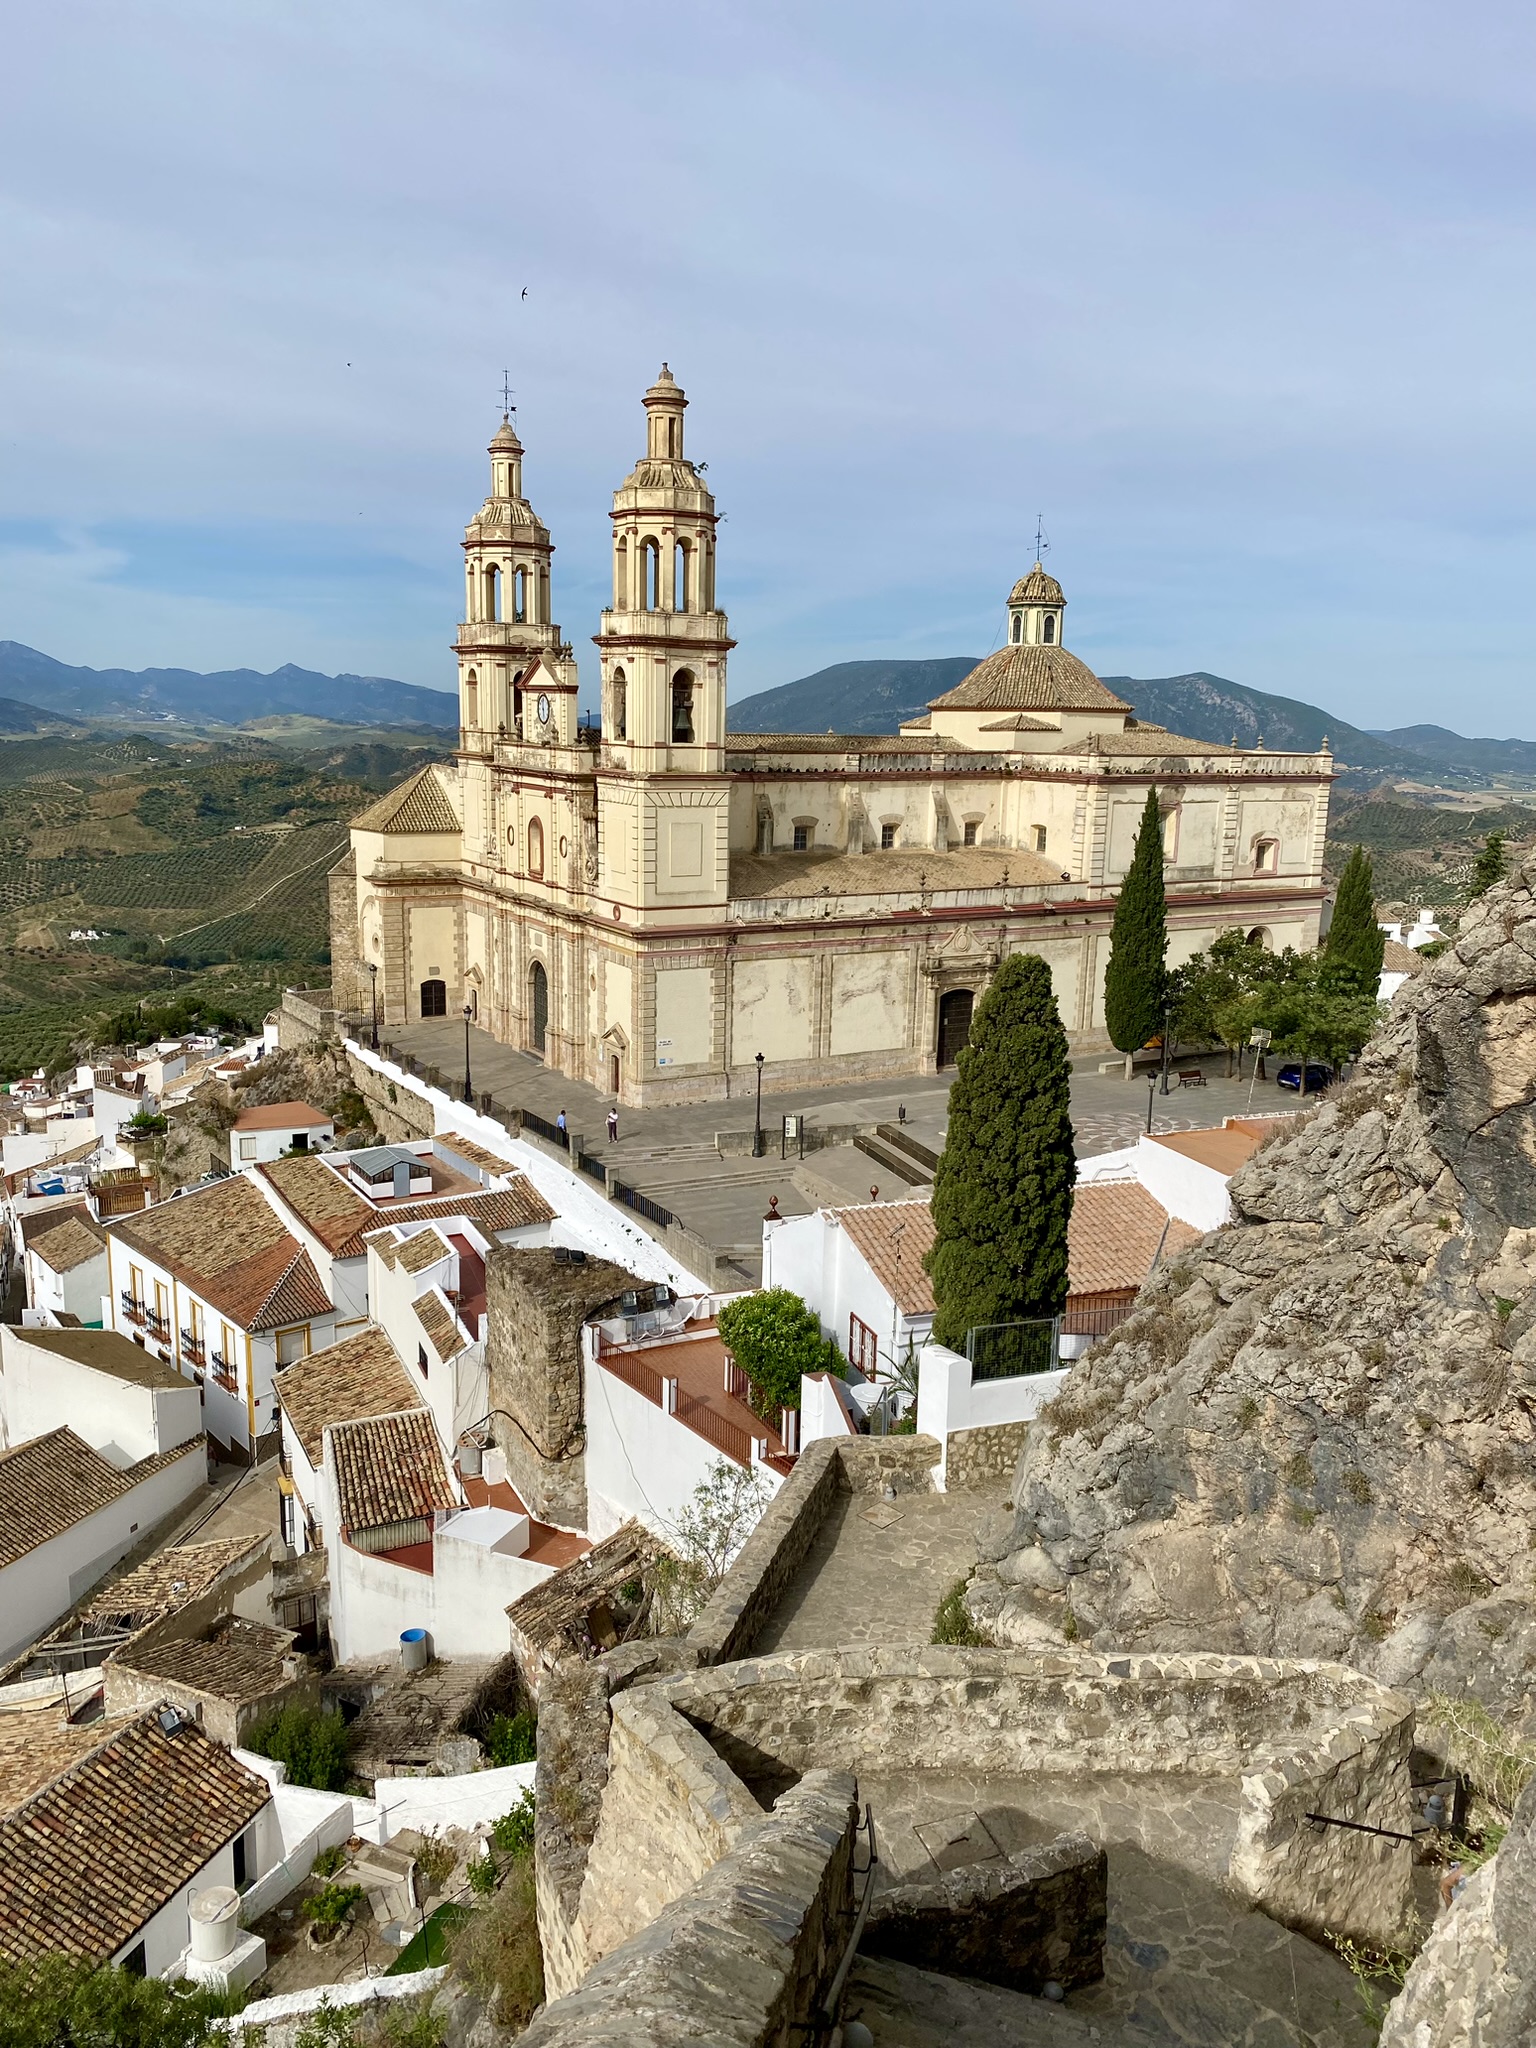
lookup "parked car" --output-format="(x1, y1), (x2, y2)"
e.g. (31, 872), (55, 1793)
(1277, 1061), (1333, 1092)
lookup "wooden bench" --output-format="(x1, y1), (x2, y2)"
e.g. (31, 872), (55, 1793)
(1177, 1069), (1206, 1088)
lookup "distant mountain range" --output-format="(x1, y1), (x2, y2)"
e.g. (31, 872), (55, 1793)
(729, 660), (1525, 782)
(0, 643), (458, 731)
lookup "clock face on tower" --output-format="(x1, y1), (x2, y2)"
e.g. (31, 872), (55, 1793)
(537, 694), (551, 726)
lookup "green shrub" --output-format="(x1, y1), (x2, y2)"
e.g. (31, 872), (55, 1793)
(932, 1580), (990, 1647)
(490, 1790), (537, 1859)
(467, 1852), (499, 1898)
(310, 1843), (347, 1878)
(485, 1710), (537, 1768)
(302, 1882), (365, 1932)
(296, 1997), (359, 2048)
(1342, 1469), (1374, 1506)
(412, 1829), (455, 1893)
(449, 1855), (544, 2029)
(0, 1956), (239, 2048)
(244, 1702), (351, 1790)
(716, 1288), (843, 1419)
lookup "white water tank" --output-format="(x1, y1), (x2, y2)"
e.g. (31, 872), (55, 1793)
(188, 1885), (241, 1962)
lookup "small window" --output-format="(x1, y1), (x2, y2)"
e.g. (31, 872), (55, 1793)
(276, 1326), (308, 1367)
(671, 671), (695, 743)
(292, 1132), (308, 1152)
(1010, 614), (1022, 644)
(849, 1313), (879, 1379)
(233, 1829), (251, 1890)
(880, 823), (897, 850)
(239, 1136), (257, 1161)
(121, 1943), (147, 1978)
(962, 821), (978, 847)
(1253, 838), (1279, 874)
(418, 1343), (429, 1376)
(610, 668), (627, 741)
(1043, 614), (1057, 643)
(1033, 825), (1047, 852)
(1162, 808), (1181, 861)
(529, 818), (545, 877)
(792, 824), (811, 851)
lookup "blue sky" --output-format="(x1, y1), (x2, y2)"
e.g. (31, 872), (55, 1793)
(3, 0), (1534, 731)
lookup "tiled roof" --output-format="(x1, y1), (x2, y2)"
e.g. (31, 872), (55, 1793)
(929, 643), (1131, 715)
(833, 1200), (936, 1316)
(351, 766), (461, 836)
(435, 1132), (516, 1177)
(730, 844), (1063, 903)
(0, 1709), (270, 1964)
(27, 1214), (107, 1274)
(258, 1152), (377, 1254)
(0, 1430), (203, 1571)
(75, 1535), (271, 1634)
(330, 1408), (457, 1535)
(1383, 939), (1425, 976)
(1009, 564), (1065, 605)
(724, 732), (977, 755)
(109, 1174), (329, 1330)
(978, 712), (1059, 732)
(19, 1202), (92, 1250)
(1067, 1181), (1201, 1295)
(383, 1184), (554, 1232)
(1055, 729), (1239, 758)
(232, 1100), (332, 1132)
(1147, 1122), (1270, 1177)
(9, 1326), (184, 1390)
(397, 1226), (453, 1276)
(0, 1715), (113, 1816)
(414, 1289), (468, 1363)
(111, 1617), (296, 1705)
(275, 1324), (421, 1468)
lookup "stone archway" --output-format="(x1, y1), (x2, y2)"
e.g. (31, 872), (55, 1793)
(937, 988), (975, 1067)
(529, 960), (549, 1057)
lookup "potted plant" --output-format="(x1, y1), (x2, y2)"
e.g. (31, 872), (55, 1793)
(303, 1880), (365, 1948)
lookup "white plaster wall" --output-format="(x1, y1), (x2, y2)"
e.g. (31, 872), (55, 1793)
(762, 1210), (928, 1378)
(730, 957), (815, 1065)
(363, 1762), (535, 1846)
(828, 952), (907, 1056)
(232, 1124), (332, 1168)
(327, 1524), (547, 1666)
(800, 1371), (857, 1444)
(583, 1349), (783, 1544)
(916, 1342), (1067, 1491)
(233, 1753), (355, 1920)
(0, 1325), (201, 1464)
(1134, 1135), (1231, 1232)
(109, 1806), (276, 1980)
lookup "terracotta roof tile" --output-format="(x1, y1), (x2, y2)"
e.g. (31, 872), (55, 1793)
(232, 1100), (332, 1132)
(929, 643), (1131, 715)
(19, 1202), (92, 1250)
(383, 1184), (554, 1232)
(731, 844), (1062, 902)
(110, 1617), (296, 1705)
(1382, 939), (1425, 976)
(1055, 729), (1239, 757)
(10, 1326), (183, 1389)
(27, 1215), (107, 1274)
(434, 1132), (517, 1177)
(832, 1200), (935, 1316)
(1067, 1181), (1200, 1295)
(74, 1535), (271, 1634)
(0, 1430), (204, 1571)
(329, 1409), (457, 1536)
(108, 1175), (325, 1329)
(0, 1709), (271, 1963)
(258, 1152), (378, 1254)
(1147, 1123), (1269, 1176)
(397, 1226), (453, 1276)
(275, 1325), (421, 1468)
(414, 1289), (468, 1363)
(351, 766), (461, 836)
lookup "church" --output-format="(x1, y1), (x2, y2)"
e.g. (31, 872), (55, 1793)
(330, 368), (1334, 1105)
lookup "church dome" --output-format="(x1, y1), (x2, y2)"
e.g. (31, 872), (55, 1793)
(929, 642), (1129, 715)
(1009, 563), (1064, 608)
(489, 418), (523, 451)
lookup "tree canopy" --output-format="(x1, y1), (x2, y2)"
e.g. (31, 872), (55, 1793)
(1103, 787), (1169, 1055)
(0, 1957), (237, 2048)
(716, 1287), (842, 1419)
(1326, 845), (1386, 981)
(1466, 831), (1509, 902)
(925, 951), (1075, 1350)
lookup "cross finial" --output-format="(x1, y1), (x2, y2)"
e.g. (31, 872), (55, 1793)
(500, 370), (515, 420)
(1034, 514), (1050, 564)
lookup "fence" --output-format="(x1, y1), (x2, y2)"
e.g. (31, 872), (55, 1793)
(676, 1393), (755, 1466)
(1059, 1296), (1135, 1341)
(599, 1347), (665, 1408)
(612, 1180), (676, 1229)
(575, 1150), (608, 1185)
(518, 1106), (569, 1150)
(965, 1317), (1061, 1383)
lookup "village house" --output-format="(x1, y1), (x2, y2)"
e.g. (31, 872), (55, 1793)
(228, 1099), (335, 1168)
(21, 1209), (108, 1325)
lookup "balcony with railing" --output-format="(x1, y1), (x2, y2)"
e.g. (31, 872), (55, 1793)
(594, 1319), (791, 1472)
(144, 1307), (170, 1342)
(209, 1349), (239, 1392)
(179, 1330), (206, 1368)
(119, 1291), (146, 1327)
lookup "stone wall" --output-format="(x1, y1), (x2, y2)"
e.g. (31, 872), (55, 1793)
(864, 1830), (1105, 1996)
(946, 1418), (1030, 1494)
(343, 1049), (435, 1144)
(686, 1434), (940, 1667)
(485, 1246), (638, 1528)
(649, 1648), (1414, 1949)
(521, 1771), (858, 2048)
(276, 988), (340, 1051)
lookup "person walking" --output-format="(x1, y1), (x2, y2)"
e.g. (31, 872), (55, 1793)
(606, 1106), (619, 1144)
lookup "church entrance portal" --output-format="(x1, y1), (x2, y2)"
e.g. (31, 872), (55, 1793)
(530, 961), (549, 1057)
(420, 979), (447, 1018)
(937, 988), (974, 1067)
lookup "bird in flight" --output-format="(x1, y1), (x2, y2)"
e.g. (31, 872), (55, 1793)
(521, 287), (528, 300)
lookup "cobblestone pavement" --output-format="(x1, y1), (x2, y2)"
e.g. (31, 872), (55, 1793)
(753, 1487), (1003, 1654)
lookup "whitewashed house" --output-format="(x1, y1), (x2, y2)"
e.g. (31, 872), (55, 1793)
(0, 1324), (203, 1467)
(22, 1210), (108, 1324)
(228, 1100), (335, 1168)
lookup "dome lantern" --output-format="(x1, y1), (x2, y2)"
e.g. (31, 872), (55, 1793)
(1007, 562), (1066, 648)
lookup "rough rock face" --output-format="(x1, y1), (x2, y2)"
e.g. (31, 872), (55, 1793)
(981, 866), (1536, 1727)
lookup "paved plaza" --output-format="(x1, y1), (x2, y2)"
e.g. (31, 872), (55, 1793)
(380, 1017), (1298, 1278)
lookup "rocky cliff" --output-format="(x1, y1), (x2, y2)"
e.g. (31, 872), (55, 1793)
(977, 866), (1536, 1727)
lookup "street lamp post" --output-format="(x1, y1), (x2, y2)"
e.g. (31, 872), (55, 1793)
(1158, 998), (1173, 1096)
(366, 961), (379, 1051)
(753, 1052), (765, 1158)
(462, 1004), (474, 1105)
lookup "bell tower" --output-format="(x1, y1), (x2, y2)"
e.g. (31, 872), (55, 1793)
(595, 366), (733, 774)
(454, 415), (567, 745)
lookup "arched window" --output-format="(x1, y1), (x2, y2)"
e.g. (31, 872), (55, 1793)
(484, 565), (502, 623)
(464, 668), (478, 728)
(615, 537), (628, 608)
(671, 669), (695, 744)
(1011, 613), (1022, 644)
(513, 567), (528, 623)
(1042, 613), (1057, 644)
(1247, 926), (1273, 949)
(641, 539), (660, 611)
(528, 818), (544, 878)
(674, 540), (690, 613)
(610, 668), (627, 741)
(419, 979), (447, 1018)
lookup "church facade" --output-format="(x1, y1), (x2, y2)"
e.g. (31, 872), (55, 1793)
(330, 368), (1334, 1105)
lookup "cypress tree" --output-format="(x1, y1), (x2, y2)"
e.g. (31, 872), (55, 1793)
(925, 951), (1076, 1351)
(1325, 845), (1385, 981)
(1466, 831), (1508, 902)
(1103, 786), (1168, 1054)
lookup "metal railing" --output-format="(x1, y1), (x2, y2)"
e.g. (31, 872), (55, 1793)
(612, 1180), (675, 1228)
(676, 1392), (753, 1466)
(179, 1331), (205, 1366)
(601, 1348), (664, 1407)
(965, 1317), (1061, 1383)
(209, 1350), (238, 1391)
(144, 1308), (170, 1341)
(574, 1151), (607, 1185)
(1059, 1297), (1136, 1341)
(519, 1107), (569, 1150)
(120, 1291), (145, 1326)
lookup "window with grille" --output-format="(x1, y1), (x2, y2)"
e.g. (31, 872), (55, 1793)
(849, 1313), (880, 1379)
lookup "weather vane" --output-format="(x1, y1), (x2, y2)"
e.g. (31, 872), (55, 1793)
(1034, 514), (1050, 563)
(500, 370), (515, 420)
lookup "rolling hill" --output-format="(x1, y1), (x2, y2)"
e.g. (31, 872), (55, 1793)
(0, 642), (458, 731)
